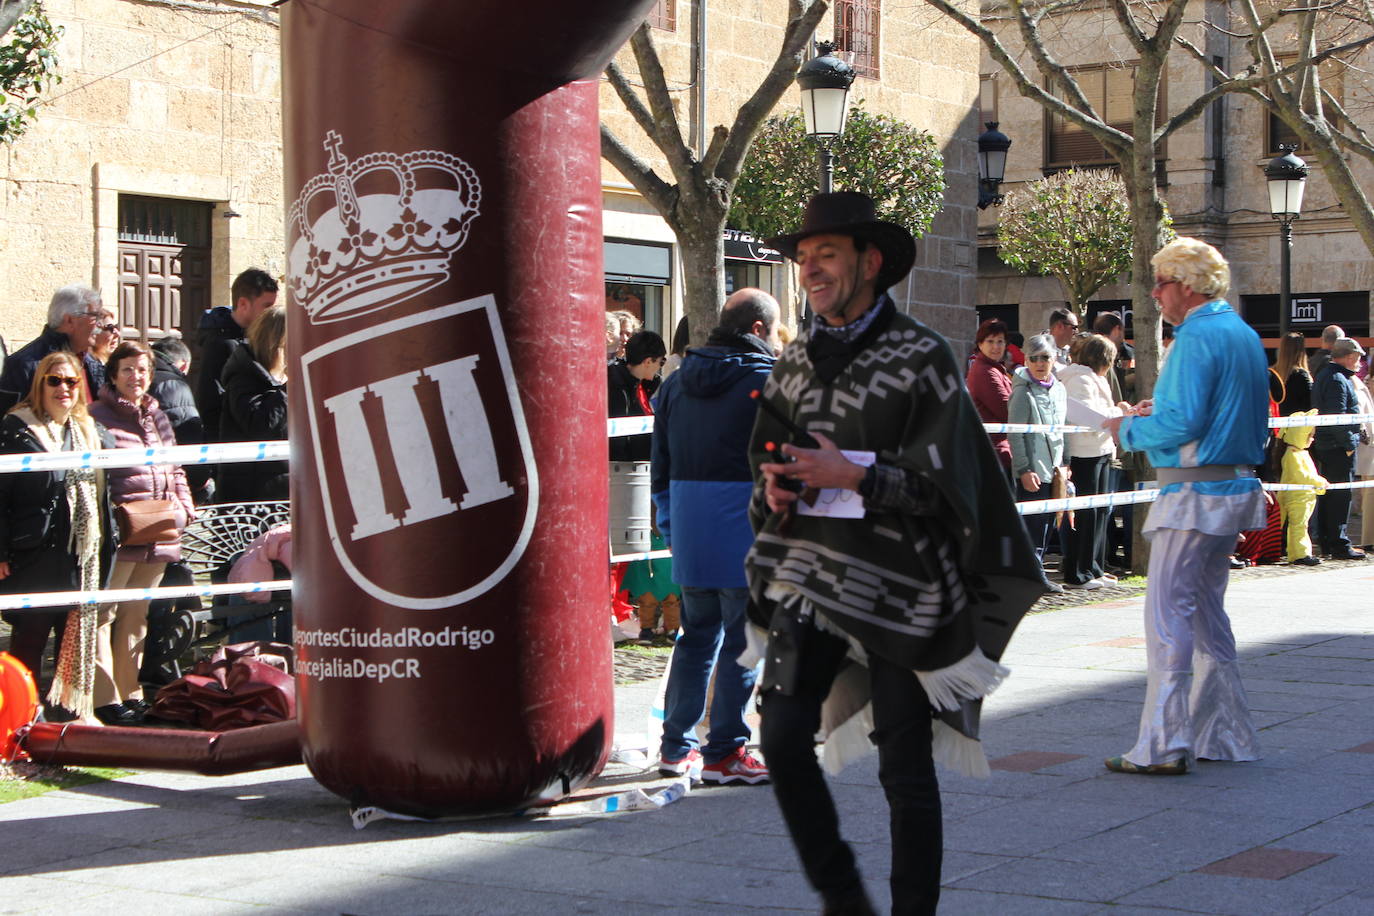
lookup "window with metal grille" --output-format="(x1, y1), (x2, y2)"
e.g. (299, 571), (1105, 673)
(835, 0), (880, 80)
(117, 195), (212, 247)
(1266, 53), (1345, 155)
(647, 0), (675, 31)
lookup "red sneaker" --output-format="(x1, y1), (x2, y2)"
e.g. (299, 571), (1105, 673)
(701, 748), (769, 785)
(658, 748), (702, 778)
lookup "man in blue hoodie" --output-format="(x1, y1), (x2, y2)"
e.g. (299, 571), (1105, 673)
(651, 287), (780, 785)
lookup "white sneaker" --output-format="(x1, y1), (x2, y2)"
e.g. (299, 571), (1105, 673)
(1063, 578), (1103, 590)
(1097, 573), (1119, 584)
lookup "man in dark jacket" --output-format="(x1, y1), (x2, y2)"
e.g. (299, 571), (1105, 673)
(1312, 336), (1367, 559)
(195, 268), (278, 442)
(650, 288), (779, 786)
(150, 335), (213, 503)
(0, 285), (107, 412)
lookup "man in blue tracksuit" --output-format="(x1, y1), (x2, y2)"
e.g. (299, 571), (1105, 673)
(1104, 237), (1268, 775)
(650, 288), (780, 785)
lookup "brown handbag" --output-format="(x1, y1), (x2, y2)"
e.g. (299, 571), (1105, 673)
(116, 498), (180, 545)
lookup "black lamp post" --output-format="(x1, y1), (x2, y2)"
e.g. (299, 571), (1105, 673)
(977, 121), (1011, 209)
(1264, 144), (1309, 337)
(796, 41), (856, 194)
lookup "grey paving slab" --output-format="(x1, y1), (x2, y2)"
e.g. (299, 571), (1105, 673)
(1115, 871), (1352, 916)
(938, 887), (1103, 914)
(1043, 807), (1312, 871)
(948, 854), (1177, 903)
(945, 797), (1158, 857)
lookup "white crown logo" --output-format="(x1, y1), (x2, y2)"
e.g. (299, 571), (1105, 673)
(287, 131), (482, 323)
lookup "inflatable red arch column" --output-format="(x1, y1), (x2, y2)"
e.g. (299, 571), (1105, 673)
(281, 1), (655, 817)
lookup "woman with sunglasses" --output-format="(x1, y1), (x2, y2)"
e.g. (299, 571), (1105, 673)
(0, 351), (116, 721)
(88, 340), (195, 725)
(1008, 334), (1068, 592)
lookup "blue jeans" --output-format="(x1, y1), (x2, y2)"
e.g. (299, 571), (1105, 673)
(659, 586), (758, 764)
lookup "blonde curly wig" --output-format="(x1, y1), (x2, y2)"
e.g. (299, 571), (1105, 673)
(1151, 237), (1230, 299)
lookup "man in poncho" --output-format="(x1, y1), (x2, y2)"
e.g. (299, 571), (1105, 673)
(746, 192), (1047, 914)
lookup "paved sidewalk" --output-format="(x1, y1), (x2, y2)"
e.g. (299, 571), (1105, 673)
(2, 564), (1371, 914)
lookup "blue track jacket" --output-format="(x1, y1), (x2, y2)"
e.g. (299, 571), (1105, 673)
(1119, 299), (1268, 496)
(650, 336), (775, 588)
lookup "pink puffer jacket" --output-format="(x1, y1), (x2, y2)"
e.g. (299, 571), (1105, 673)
(90, 387), (196, 563)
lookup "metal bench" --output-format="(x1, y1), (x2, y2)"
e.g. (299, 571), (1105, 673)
(142, 500), (291, 683)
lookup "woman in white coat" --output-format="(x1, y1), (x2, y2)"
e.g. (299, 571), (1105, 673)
(1058, 334), (1128, 589)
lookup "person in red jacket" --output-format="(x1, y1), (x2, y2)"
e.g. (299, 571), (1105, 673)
(966, 318), (1014, 481)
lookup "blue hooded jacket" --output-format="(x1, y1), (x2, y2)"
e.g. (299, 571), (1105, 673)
(1119, 299), (1268, 496)
(650, 332), (775, 588)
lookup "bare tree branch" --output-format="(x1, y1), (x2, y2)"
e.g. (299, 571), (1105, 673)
(0, 0), (35, 41)
(628, 24), (696, 190)
(716, 0), (830, 183)
(600, 124), (676, 217)
(605, 59), (663, 147)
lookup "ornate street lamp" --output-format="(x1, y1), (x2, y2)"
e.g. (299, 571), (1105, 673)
(1264, 144), (1309, 336)
(796, 41), (856, 194)
(977, 121), (1011, 210)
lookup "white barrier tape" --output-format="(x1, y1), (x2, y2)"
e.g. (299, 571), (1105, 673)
(611, 413), (1374, 439)
(610, 548), (673, 565)
(0, 441), (290, 473)
(1268, 412), (1374, 428)
(608, 416), (654, 438)
(1264, 480), (1374, 492)
(1016, 488), (1160, 515)
(0, 579), (291, 612)
(982, 422), (1095, 434)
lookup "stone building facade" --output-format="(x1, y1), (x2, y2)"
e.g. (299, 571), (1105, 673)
(0, 0), (282, 370)
(976, 3), (1374, 347)
(600, 0), (984, 352)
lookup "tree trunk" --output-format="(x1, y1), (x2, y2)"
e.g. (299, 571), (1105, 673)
(677, 213), (727, 346)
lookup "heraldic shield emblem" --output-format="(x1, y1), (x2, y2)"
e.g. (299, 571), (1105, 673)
(300, 295), (538, 610)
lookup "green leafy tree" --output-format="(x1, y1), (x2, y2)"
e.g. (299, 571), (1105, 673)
(728, 102), (947, 244)
(0, 0), (61, 143)
(998, 169), (1173, 318)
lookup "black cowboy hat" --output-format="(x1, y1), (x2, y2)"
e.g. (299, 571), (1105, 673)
(766, 191), (917, 293)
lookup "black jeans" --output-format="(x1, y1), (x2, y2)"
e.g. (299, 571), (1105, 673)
(760, 618), (941, 915)
(1063, 454), (1110, 584)
(1016, 478), (1054, 561)
(1313, 446), (1356, 554)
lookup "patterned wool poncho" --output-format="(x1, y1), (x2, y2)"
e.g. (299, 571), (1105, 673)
(745, 301), (1048, 775)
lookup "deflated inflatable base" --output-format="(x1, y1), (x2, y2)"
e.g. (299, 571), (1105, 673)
(20, 719), (301, 776)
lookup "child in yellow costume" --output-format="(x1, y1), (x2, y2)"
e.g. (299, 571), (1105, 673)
(1278, 409), (1328, 566)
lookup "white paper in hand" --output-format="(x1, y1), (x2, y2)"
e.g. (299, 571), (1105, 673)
(1064, 396), (1112, 428)
(796, 450), (876, 519)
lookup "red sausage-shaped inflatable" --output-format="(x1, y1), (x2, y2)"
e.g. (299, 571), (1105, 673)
(280, 1), (656, 816)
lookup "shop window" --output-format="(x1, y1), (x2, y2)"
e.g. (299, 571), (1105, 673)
(1045, 63), (1165, 168)
(605, 239), (671, 336)
(835, 0), (880, 80)
(647, 0), (675, 31)
(1266, 53), (1346, 155)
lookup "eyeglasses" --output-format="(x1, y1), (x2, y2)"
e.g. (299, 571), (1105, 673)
(1027, 355), (1053, 363)
(1153, 278), (1179, 290)
(44, 375), (81, 390)
(98, 323), (120, 334)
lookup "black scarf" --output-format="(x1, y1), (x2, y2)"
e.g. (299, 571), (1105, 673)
(805, 297), (895, 385)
